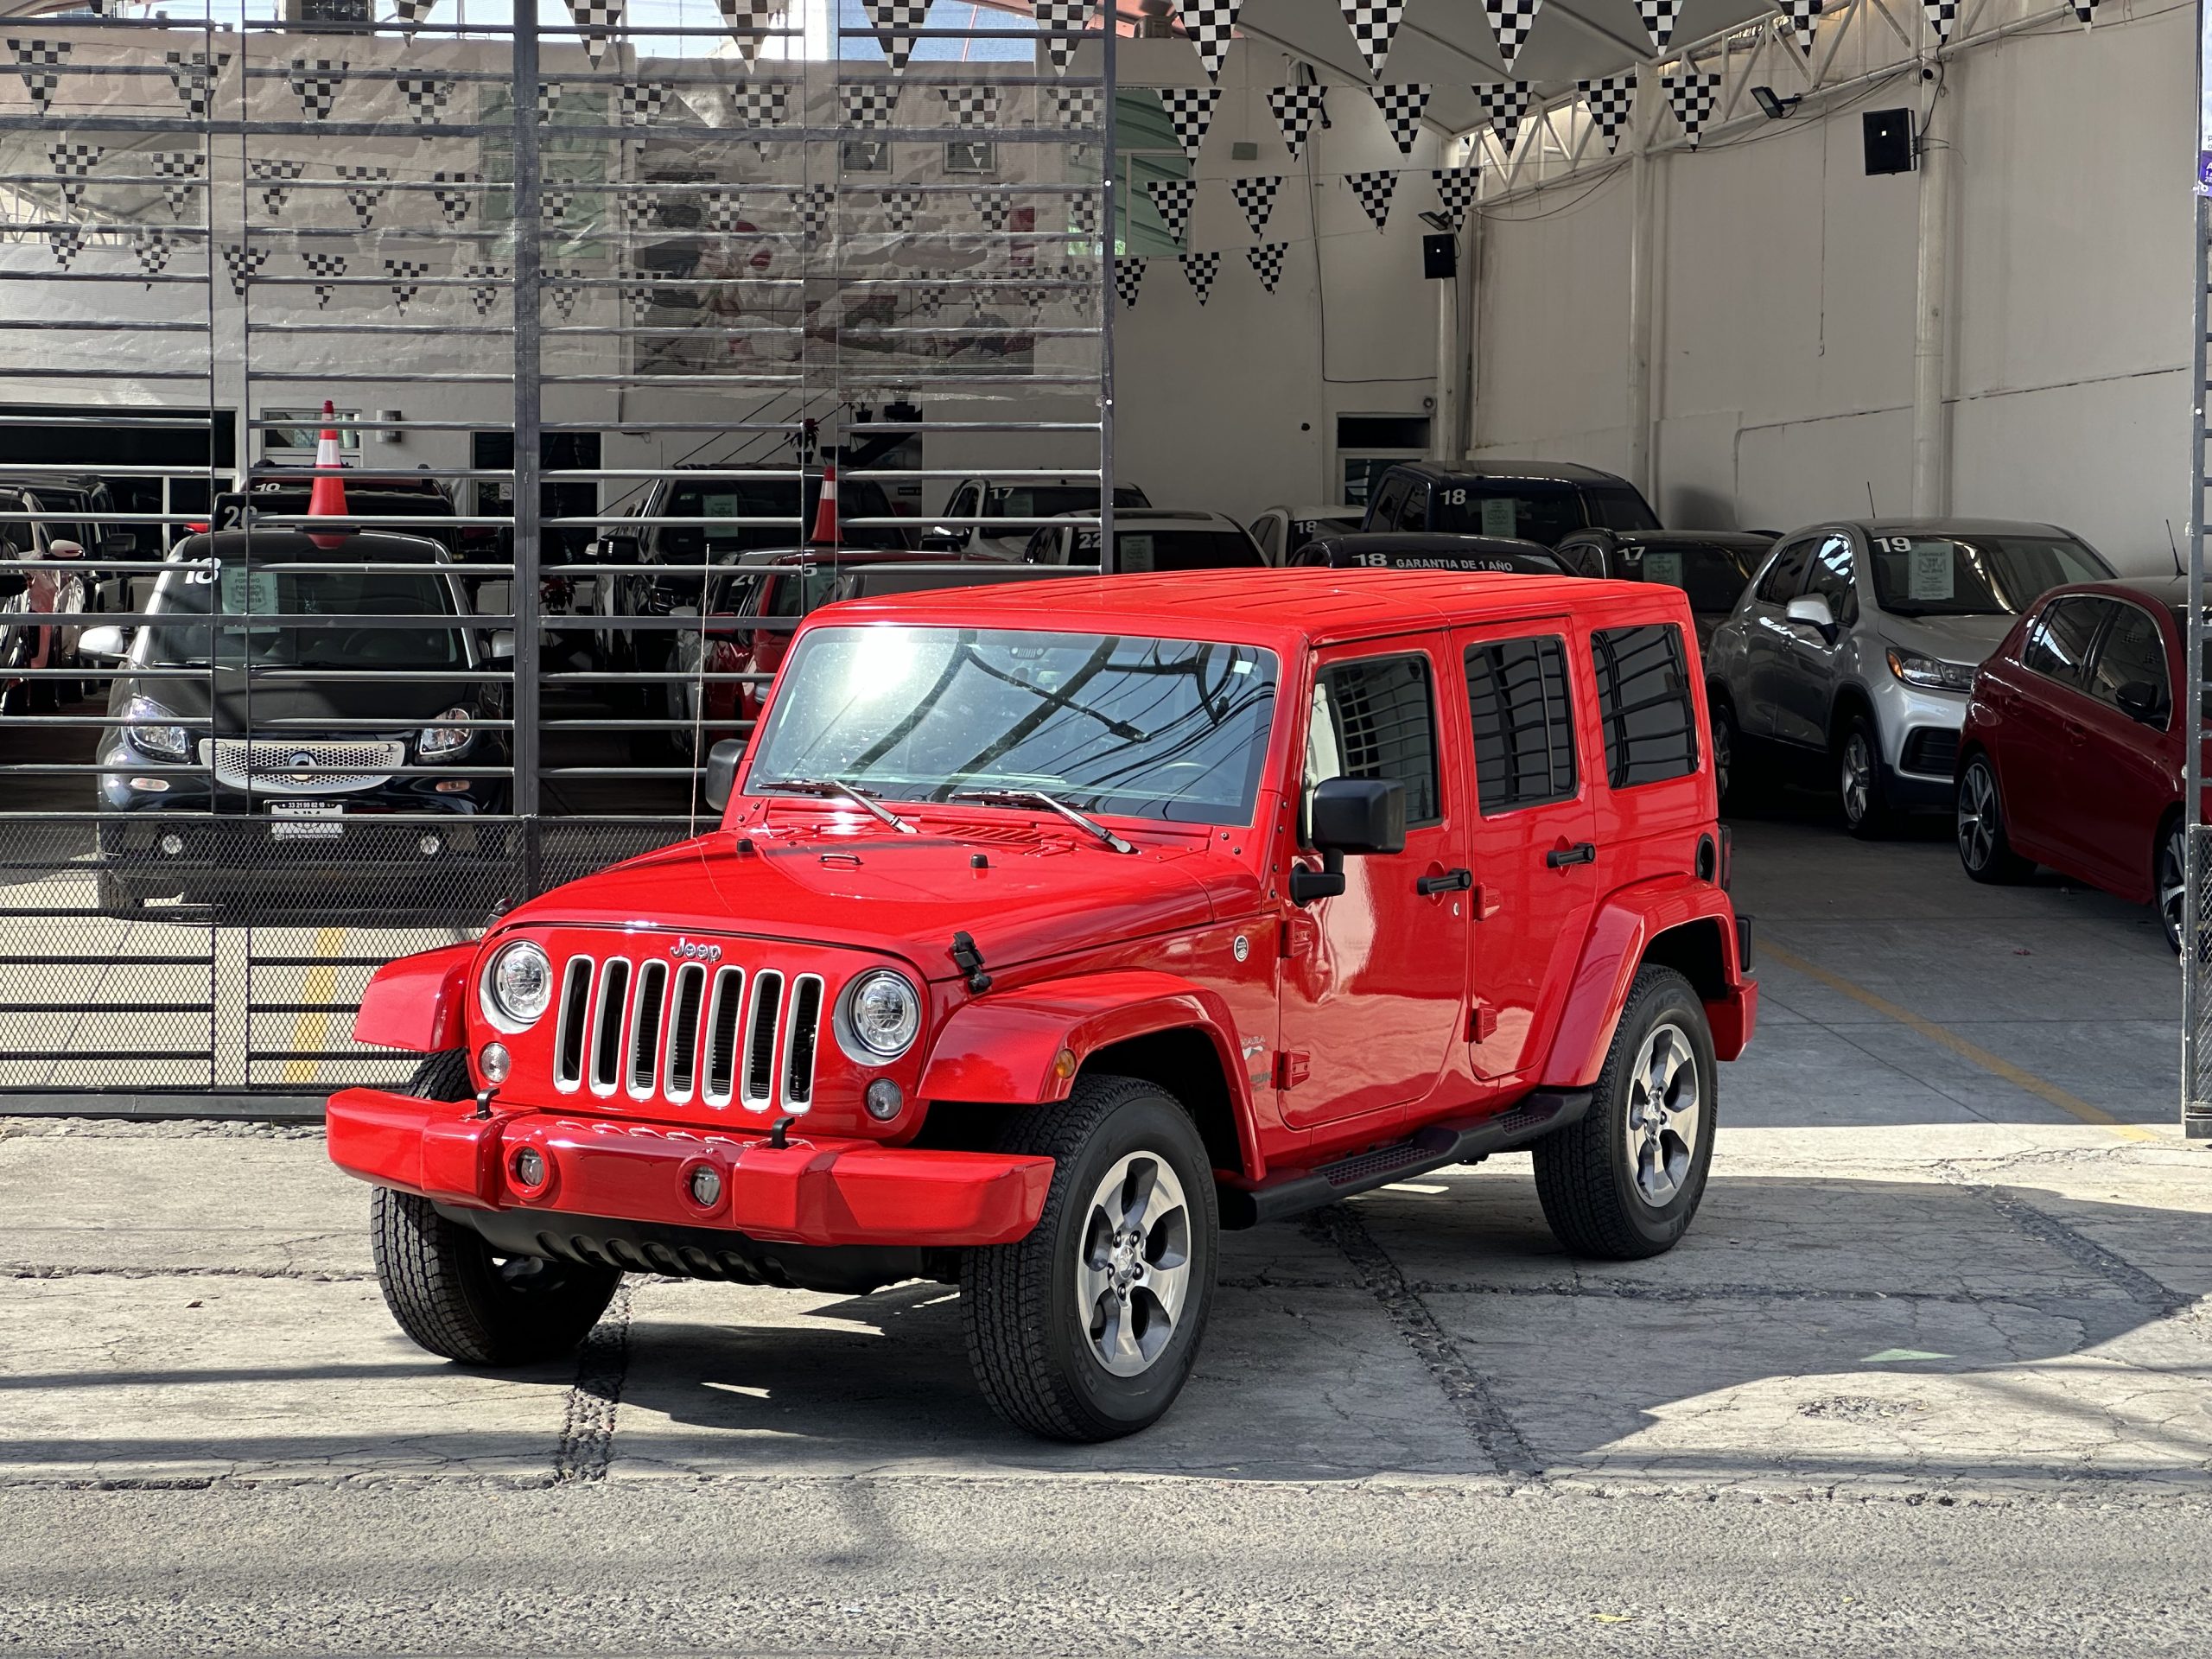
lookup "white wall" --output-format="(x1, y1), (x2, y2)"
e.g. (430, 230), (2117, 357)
(1471, 6), (2194, 575)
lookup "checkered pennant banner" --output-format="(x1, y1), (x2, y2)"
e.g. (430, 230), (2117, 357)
(163, 49), (229, 119)
(1431, 165), (1478, 230)
(880, 188), (924, 231)
(545, 268), (583, 322)
(542, 185), (575, 225)
(385, 257), (429, 315)
(249, 157), (305, 216)
(913, 277), (950, 319)
(1662, 68), (1720, 146)
(1473, 81), (1533, 158)
(391, 0), (435, 35)
(702, 186), (747, 232)
(619, 79), (673, 124)
(1052, 85), (1103, 128)
(1157, 85), (1222, 163)
(220, 244), (268, 299)
(939, 86), (1000, 128)
(288, 59), (346, 121)
(47, 226), (83, 271)
(1179, 251), (1220, 306)
(791, 183), (834, 236)
(338, 166), (390, 229)
(1173, 0), (1243, 83)
(1114, 257), (1144, 308)
(969, 191), (1014, 232)
(1265, 85), (1326, 160)
(1247, 241), (1288, 294)
(397, 77), (453, 124)
(302, 250), (347, 310)
(8, 39), (67, 114)
(1635, 0), (1681, 52)
(842, 81), (899, 128)
(861, 0), (931, 75)
(1344, 168), (1395, 231)
(132, 228), (170, 283)
(716, 0), (779, 61)
(1923, 0), (1957, 40)
(1370, 84), (1430, 156)
(1579, 71), (1635, 153)
(1777, 0), (1821, 54)
(1033, 0), (1093, 74)
(464, 264), (507, 319)
(149, 152), (203, 218)
(620, 271), (657, 324)
(48, 144), (99, 211)
(623, 190), (662, 234)
(1484, 0), (1543, 69)
(734, 81), (791, 128)
(1067, 192), (1099, 235)
(1336, 0), (1405, 79)
(1229, 175), (1281, 235)
(565, 0), (625, 66)
(2072, 0), (2094, 22)
(430, 171), (475, 227)
(1147, 177), (1197, 244)
(537, 80), (561, 123)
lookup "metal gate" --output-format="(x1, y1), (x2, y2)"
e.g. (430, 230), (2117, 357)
(0, 0), (1114, 1109)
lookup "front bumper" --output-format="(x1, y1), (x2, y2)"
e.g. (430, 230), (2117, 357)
(327, 1086), (1054, 1249)
(1867, 676), (1968, 801)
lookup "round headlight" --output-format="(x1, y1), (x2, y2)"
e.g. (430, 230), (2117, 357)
(837, 969), (922, 1063)
(484, 940), (553, 1029)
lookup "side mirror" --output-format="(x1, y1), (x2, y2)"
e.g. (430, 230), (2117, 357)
(592, 533), (640, 566)
(488, 630), (516, 662)
(1784, 594), (1837, 638)
(2115, 680), (2169, 725)
(47, 538), (84, 560)
(919, 527), (968, 553)
(702, 739), (746, 812)
(77, 624), (130, 664)
(1292, 777), (1408, 904)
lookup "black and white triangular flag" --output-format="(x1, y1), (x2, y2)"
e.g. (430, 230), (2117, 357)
(302, 250), (346, 310)
(385, 257), (429, 315)
(1247, 241), (1288, 293)
(287, 58), (346, 121)
(545, 268), (582, 323)
(1147, 177), (1197, 243)
(1777, 0), (1821, 55)
(1265, 85), (1327, 159)
(397, 76), (452, 124)
(842, 80), (899, 128)
(1068, 192), (1100, 235)
(1115, 258), (1144, 308)
(48, 226), (82, 271)
(1229, 175), (1281, 235)
(1173, 0), (1243, 83)
(1033, 0), (1093, 74)
(1180, 251), (1220, 305)
(338, 165), (390, 229)
(1662, 68), (1720, 147)
(1472, 81), (1533, 157)
(1157, 85), (1222, 163)
(221, 244), (268, 299)
(792, 183), (834, 236)
(1923, 0), (1956, 41)
(1579, 72), (1635, 155)
(537, 80), (560, 123)
(48, 143), (99, 211)
(1336, 0), (1405, 79)
(715, 0), (778, 61)
(970, 191), (1013, 232)
(880, 188), (924, 230)
(1344, 169), (1395, 231)
(150, 151), (202, 218)
(861, 0), (930, 75)
(621, 271), (656, 325)
(939, 86), (1000, 128)
(1635, 0), (1680, 52)
(1052, 85), (1103, 128)
(431, 170), (475, 227)
(465, 264), (507, 318)
(542, 185), (575, 225)
(619, 79), (672, 124)
(249, 157), (304, 216)
(8, 38), (67, 115)
(1431, 166), (1478, 230)
(1483, 0), (1543, 71)
(734, 81), (791, 128)
(163, 49), (229, 119)
(623, 191), (662, 234)
(2071, 0), (2094, 22)
(1370, 84), (1430, 156)
(702, 187), (746, 232)
(564, 0), (624, 66)
(133, 228), (170, 283)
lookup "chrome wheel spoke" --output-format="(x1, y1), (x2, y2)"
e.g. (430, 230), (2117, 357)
(1079, 1150), (1192, 1378)
(1624, 1020), (1701, 1210)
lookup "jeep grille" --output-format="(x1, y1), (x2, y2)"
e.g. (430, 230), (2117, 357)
(551, 951), (822, 1114)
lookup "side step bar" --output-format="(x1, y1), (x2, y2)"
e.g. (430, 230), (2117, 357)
(1217, 1089), (1593, 1230)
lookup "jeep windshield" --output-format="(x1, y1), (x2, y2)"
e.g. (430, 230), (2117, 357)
(143, 563), (465, 670)
(1868, 534), (2110, 618)
(746, 626), (1280, 826)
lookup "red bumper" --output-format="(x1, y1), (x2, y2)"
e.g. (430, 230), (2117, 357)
(326, 1088), (1054, 1249)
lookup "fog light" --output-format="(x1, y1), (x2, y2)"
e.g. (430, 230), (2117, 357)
(688, 1164), (722, 1207)
(864, 1077), (904, 1121)
(129, 777), (170, 793)
(512, 1147), (545, 1189)
(479, 1041), (510, 1083)
(159, 833), (183, 856)
(418, 833), (443, 856)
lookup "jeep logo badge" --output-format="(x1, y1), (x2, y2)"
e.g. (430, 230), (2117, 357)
(671, 938), (721, 963)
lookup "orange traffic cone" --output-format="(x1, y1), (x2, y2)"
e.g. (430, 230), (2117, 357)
(809, 462), (839, 550)
(306, 400), (348, 518)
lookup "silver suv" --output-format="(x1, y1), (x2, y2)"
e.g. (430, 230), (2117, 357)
(1704, 518), (2112, 836)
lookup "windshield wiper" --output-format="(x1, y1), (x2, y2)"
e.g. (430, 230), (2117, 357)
(756, 776), (917, 835)
(951, 787), (1136, 855)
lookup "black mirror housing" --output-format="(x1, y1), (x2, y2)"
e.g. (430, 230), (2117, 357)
(2116, 680), (2168, 724)
(702, 739), (746, 813)
(1309, 776), (1408, 856)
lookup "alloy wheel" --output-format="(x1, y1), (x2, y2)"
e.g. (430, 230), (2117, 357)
(1840, 731), (1873, 826)
(1624, 1020), (1702, 1209)
(1712, 709), (1733, 802)
(1958, 761), (1998, 872)
(2159, 823), (2187, 956)
(1077, 1151), (1192, 1377)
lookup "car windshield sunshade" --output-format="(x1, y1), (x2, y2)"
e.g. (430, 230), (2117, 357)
(747, 626), (1280, 824)
(144, 563), (462, 670)
(1428, 482), (1588, 547)
(1867, 535), (2109, 617)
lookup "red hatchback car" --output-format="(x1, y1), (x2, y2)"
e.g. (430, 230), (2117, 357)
(1955, 576), (2200, 950)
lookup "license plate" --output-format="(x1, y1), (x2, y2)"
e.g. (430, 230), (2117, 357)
(270, 800), (344, 839)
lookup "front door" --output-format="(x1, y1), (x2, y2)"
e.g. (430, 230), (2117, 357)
(1279, 638), (1470, 1131)
(1739, 535), (1815, 740)
(1774, 531), (1857, 748)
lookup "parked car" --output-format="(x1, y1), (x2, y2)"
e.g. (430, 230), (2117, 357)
(0, 483), (105, 709)
(1955, 576), (2202, 951)
(1705, 519), (2113, 833)
(1021, 509), (1268, 571)
(1359, 461), (1660, 547)
(330, 566), (1754, 1440)
(1554, 529), (1773, 652)
(1288, 531), (1567, 573)
(0, 471), (134, 609)
(235, 472), (480, 561)
(1249, 503), (1363, 564)
(79, 526), (511, 914)
(925, 477), (1150, 561)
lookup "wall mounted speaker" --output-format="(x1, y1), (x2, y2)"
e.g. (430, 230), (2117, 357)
(1422, 233), (1457, 280)
(1863, 109), (1915, 175)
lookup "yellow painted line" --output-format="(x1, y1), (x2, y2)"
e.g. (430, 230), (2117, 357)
(281, 925), (348, 1087)
(1758, 942), (2164, 1144)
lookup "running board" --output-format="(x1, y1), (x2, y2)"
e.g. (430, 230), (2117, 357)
(1217, 1089), (1593, 1230)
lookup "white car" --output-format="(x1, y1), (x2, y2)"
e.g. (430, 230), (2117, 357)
(1248, 503), (1363, 564)
(925, 477), (1150, 562)
(1020, 508), (1268, 573)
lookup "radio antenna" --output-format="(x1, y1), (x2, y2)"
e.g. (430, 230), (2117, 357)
(2168, 518), (2185, 578)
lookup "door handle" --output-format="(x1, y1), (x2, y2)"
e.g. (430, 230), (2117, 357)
(1547, 842), (1597, 868)
(1417, 867), (1473, 895)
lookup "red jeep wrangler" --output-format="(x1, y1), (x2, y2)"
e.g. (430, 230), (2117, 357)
(330, 569), (1756, 1441)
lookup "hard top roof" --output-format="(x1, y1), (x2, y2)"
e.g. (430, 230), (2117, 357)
(1567, 527), (1776, 549)
(1388, 458), (1637, 486)
(174, 527), (455, 563)
(1807, 517), (2077, 538)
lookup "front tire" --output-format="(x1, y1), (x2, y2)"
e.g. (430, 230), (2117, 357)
(1532, 965), (1718, 1261)
(960, 1073), (1218, 1441)
(1838, 712), (1894, 839)
(1956, 753), (2033, 884)
(370, 1051), (621, 1366)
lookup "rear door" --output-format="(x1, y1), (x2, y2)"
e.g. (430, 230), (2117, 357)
(2006, 595), (2107, 864)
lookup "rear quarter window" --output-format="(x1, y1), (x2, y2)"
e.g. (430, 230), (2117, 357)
(1590, 623), (1699, 788)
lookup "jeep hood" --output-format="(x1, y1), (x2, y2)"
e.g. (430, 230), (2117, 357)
(504, 826), (1237, 978)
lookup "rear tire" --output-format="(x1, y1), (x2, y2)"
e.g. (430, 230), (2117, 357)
(2158, 814), (2188, 958)
(1837, 712), (1894, 839)
(1709, 694), (1751, 809)
(1956, 753), (2033, 884)
(370, 1051), (621, 1366)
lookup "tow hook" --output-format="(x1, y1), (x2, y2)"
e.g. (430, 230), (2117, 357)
(767, 1114), (796, 1149)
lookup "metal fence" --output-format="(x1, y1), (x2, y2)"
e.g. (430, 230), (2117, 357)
(0, 0), (1114, 1109)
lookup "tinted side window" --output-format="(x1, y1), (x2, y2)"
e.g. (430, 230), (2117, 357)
(1465, 637), (1578, 813)
(2020, 597), (2101, 688)
(1369, 474), (1410, 529)
(1308, 653), (1440, 827)
(1586, 486), (1662, 532)
(1395, 484), (1430, 531)
(1803, 533), (1858, 625)
(1755, 540), (1815, 603)
(2085, 602), (2167, 714)
(1591, 624), (1699, 788)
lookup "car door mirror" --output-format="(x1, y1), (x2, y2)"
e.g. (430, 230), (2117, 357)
(47, 538), (84, 560)
(77, 624), (130, 664)
(2115, 680), (2168, 725)
(1292, 777), (1408, 905)
(487, 630), (516, 662)
(702, 739), (746, 811)
(592, 533), (640, 566)
(1784, 594), (1837, 639)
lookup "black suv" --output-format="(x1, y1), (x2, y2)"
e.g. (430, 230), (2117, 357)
(1360, 461), (1659, 547)
(1553, 528), (1775, 652)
